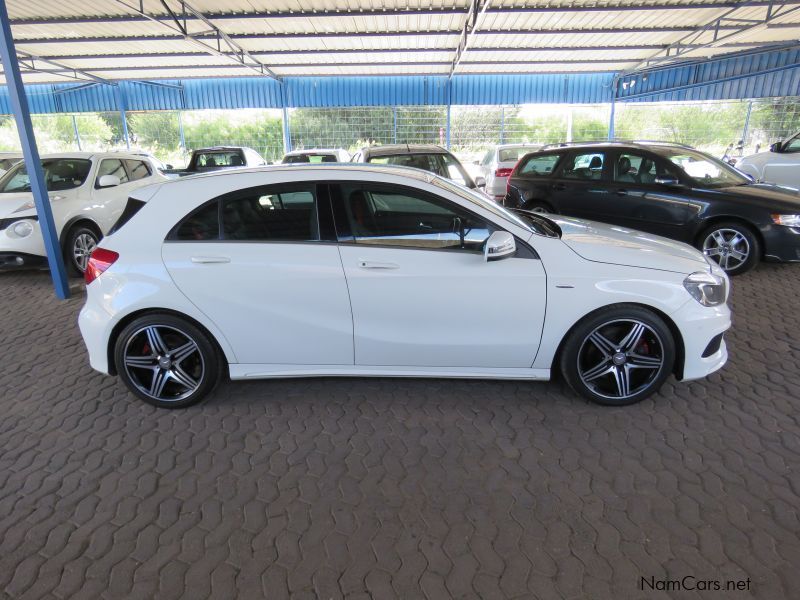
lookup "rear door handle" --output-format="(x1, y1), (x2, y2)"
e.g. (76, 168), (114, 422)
(359, 260), (399, 270)
(191, 256), (231, 264)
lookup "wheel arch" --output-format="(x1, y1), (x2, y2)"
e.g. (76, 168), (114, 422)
(59, 216), (103, 249)
(106, 307), (229, 376)
(551, 302), (686, 380)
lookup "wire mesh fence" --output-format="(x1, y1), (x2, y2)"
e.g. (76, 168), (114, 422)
(0, 98), (796, 167)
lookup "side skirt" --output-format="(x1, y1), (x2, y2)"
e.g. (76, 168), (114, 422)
(229, 364), (551, 381)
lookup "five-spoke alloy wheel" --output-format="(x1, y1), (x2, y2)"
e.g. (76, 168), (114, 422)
(560, 306), (675, 406)
(115, 314), (222, 408)
(699, 222), (759, 276)
(65, 225), (100, 274)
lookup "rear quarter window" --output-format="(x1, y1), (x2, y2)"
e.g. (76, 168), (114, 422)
(517, 153), (562, 176)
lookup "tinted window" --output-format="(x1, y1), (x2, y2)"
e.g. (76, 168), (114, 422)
(222, 189), (318, 241)
(340, 184), (493, 251)
(0, 158), (91, 193)
(499, 147), (536, 163)
(195, 152), (244, 168)
(125, 159), (151, 181)
(96, 159), (129, 188)
(174, 202), (220, 241)
(367, 153), (441, 173)
(0, 158), (19, 171)
(614, 152), (677, 184)
(440, 153), (470, 186)
(560, 152), (605, 180)
(784, 135), (800, 153)
(660, 148), (747, 188)
(519, 153), (561, 176)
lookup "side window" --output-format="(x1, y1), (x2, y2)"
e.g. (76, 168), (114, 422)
(339, 184), (494, 252)
(125, 160), (152, 181)
(480, 149), (493, 166)
(559, 152), (605, 180)
(614, 152), (677, 184)
(222, 187), (318, 241)
(440, 154), (469, 186)
(784, 135), (800, 153)
(173, 201), (220, 241)
(519, 153), (561, 176)
(95, 159), (129, 188)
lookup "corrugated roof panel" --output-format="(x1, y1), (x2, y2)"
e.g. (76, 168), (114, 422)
(452, 73), (615, 105)
(285, 75), (449, 107)
(0, 82), (57, 113)
(182, 77), (283, 109)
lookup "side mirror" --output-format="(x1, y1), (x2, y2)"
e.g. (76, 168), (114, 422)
(654, 176), (681, 187)
(97, 174), (121, 188)
(484, 230), (516, 262)
(165, 163), (174, 170)
(474, 175), (486, 189)
(770, 141), (782, 153)
(473, 160), (480, 165)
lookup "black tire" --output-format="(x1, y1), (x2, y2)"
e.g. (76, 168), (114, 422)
(64, 223), (100, 275)
(114, 313), (223, 408)
(697, 221), (760, 276)
(523, 201), (556, 215)
(559, 305), (675, 407)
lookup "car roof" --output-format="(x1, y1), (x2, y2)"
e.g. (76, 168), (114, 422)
(37, 152), (157, 161)
(193, 146), (250, 152)
(538, 141), (697, 153)
(362, 144), (449, 157)
(496, 143), (542, 149)
(284, 148), (346, 155)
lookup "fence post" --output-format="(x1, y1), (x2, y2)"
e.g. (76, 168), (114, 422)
(393, 106), (397, 144)
(177, 110), (186, 149)
(500, 106), (505, 144)
(72, 115), (82, 151)
(608, 76), (618, 141)
(741, 100), (753, 149)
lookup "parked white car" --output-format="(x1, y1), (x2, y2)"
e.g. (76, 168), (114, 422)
(477, 144), (542, 200)
(0, 152), (168, 272)
(78, 164), (731, 408)
(737, 132), (800, 189)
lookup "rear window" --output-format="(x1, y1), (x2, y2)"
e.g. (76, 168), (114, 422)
(194, 151), (244, 169)
(368, 154), (441, 173)
(283, 154), (337, 164)
(499, 147), (537, 163)
(517, 154), (562, 176)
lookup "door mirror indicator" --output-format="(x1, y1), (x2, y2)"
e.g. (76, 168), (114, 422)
(484, 230), (516, 262)
(654, 176), (681, 187)
(97, 174), (121, 188)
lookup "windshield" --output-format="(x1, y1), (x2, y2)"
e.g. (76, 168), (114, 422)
(0, 158), (91, 193)
(430, 176), (556, 236)
(194, 151), (244, 169)
(659, 148), (749, 188)
(498, 146), (540, 163)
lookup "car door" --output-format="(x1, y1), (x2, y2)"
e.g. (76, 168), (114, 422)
(161, 183), (354, 366)
(90, 158), (138, 233)
(331, 181), (546, 368)
(764, 133), (800, 188)
(602, 150), (694, 239)
(548, 150), (613, 219)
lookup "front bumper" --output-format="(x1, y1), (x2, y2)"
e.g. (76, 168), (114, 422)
(672, 299), (731, 381)
(0, 252), (47, 270)
(0, 219), (48, 270)
(762, 223), (800, 262)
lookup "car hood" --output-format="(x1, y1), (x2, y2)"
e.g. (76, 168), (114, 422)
(711, 183), (800, 207)
(553, 216), (710, 274)
(0, 192), (38, 218)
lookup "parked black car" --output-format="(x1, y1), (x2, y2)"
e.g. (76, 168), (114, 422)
(351, 144), (486, 191)
(504, 141), (800, 275)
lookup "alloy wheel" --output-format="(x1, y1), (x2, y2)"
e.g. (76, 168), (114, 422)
(122, 325), (205, 402)
(73, 232), (97, 272)
(577, 319), (665, 401)
(702, 228), (749, 272)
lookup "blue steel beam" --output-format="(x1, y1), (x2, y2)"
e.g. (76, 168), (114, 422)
(0, 0), (69, 299)
(115, 86), (130, 149)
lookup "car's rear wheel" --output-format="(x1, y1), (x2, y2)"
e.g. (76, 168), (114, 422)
(65, 223), (100, 274)
(560, 306), (675, 406)
(114, 313), (223, 408)
(699, 221), (759, 276)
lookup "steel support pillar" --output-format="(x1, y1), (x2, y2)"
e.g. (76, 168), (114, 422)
(177, 110), (185, 149)
(0, 0), (70, 299)
(72, 114), (82, 151)
(115, 86), (130, 149)
(500, 106), (505, 144)
(392, 106), (398, 144)
(608, 79), (618, 140)
(741, 100), (753, 146)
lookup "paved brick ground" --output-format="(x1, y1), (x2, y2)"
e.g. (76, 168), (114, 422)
(0, 265), (798, 600)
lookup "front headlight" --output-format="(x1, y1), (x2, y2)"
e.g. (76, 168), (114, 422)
(684, 271), (727, 307)
(772, 214), (800, 227)
(11, 220), (34, 238)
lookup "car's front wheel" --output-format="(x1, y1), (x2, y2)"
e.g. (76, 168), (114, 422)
(114, 313), (223, 408)
(699, 221), (760, 276)
(560, 306), (675, 406)
(65, 224), (100, 274)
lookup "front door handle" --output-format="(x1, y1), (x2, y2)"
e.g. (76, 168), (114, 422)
(191, 256), (231, 264)
(359, 260), (399, 270)
(616, 189), (628, 196)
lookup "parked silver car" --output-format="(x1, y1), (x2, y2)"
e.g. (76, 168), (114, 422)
(477, 144), (542, 200)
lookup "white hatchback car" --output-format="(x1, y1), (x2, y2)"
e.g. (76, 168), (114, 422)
(736, 131), (800, 189)
(477, 144), (542, 200)
(0, 152), (168, 272)
(79, 165), (731, 408)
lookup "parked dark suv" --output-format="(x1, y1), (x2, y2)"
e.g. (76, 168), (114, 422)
(504, 141), (800, 275)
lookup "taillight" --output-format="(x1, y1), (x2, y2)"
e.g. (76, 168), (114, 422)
(495, 167), (513, 178)
(84, 248), (119, 285)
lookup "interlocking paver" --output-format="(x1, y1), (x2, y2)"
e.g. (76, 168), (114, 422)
(1, 266), (799, 599)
